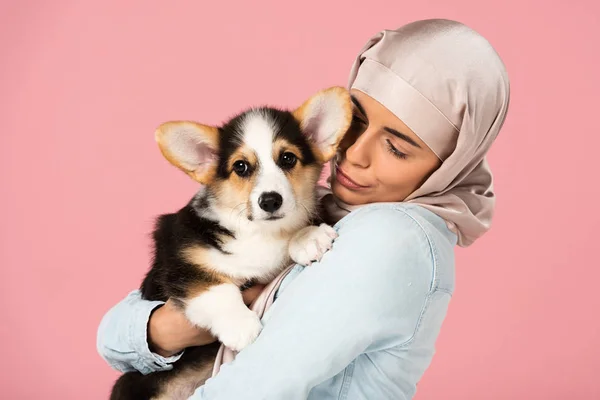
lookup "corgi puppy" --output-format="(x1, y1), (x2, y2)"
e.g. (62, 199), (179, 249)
(110, 86), (352, 400)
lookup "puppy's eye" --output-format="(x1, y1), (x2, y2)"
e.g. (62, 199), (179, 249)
(233, 160), (250, 177)
(279, 152), (297, 169)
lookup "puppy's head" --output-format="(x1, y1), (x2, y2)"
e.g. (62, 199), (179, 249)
(155, 86), (352, 231)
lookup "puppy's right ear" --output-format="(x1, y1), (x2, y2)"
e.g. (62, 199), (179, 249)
(155, 121), (219, 184)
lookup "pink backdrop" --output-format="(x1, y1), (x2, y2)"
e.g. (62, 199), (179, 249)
(1, 1), (599, 399)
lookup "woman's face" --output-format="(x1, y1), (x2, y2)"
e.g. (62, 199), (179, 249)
(331, 89), (442, 205)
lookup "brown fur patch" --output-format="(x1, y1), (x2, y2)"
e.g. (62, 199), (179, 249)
(272, 138), (322, 222)
(288, 163), (322, 216)
(180, 245), (210, 269)
(271, 140), (302, 162)
(225, 147), (258, 191)
(211, 144), (260, 220)
(180, 246), (232, 297)
(155, 121), (219, 185)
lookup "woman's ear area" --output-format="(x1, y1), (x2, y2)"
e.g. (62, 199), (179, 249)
(154, 121), (219, 185)
(293, 86), (353, 162)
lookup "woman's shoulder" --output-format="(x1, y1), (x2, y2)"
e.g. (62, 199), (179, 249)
(337, 203), (453, 241)
(336, 202), (456, 294)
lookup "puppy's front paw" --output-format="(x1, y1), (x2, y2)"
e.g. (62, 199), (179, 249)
(289, 223), (338, 266)
(214, 310), (263, 352)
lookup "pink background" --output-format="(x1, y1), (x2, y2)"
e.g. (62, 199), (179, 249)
(1, 1), (599, 399)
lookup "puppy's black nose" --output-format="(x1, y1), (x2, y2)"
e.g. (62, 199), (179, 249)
(258, 192), (283, 213)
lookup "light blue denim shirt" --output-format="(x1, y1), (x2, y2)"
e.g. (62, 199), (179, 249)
(97, 203), (456, 399)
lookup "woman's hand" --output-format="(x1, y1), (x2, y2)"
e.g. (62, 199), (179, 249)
(147, 284), (266, 357)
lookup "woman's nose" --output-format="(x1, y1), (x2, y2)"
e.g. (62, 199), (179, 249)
(345, 129), (372, 168)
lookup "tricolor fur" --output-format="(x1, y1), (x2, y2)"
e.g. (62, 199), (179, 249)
(110, 87), (352, 400)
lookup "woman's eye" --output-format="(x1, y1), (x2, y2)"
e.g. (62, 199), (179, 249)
(233, 160), (251, 177)
(279, 152), (297, 169)
(385, 140), (408, 160)
(352, 114), (366, 125)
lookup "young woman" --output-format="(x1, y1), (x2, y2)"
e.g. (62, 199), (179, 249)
(97, 19), (510, 399)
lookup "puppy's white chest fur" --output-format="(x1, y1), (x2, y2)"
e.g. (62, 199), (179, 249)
(206, 231), (292, 284)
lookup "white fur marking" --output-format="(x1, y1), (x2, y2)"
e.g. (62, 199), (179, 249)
(241, 111), (297, 220)
(289, 223), (338, 266)
(185, 284), (263, 351)
(205, 228), (292, 282)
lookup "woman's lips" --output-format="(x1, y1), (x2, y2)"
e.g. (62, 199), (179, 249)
(335, 167), (369, 190)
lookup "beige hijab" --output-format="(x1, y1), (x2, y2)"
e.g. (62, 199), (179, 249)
(212, 18), (510, 376)
(325, 18), (511, 247)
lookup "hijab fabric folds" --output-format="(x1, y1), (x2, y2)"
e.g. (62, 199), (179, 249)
(335, 18), (510, 247)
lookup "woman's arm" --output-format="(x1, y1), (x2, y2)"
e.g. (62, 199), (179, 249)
(97, 287), (265, 374)
(192, 205), (438, 399)
(96, 290), (186, 374)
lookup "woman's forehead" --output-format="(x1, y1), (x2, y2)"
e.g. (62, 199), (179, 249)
(349, 89), (431, 151)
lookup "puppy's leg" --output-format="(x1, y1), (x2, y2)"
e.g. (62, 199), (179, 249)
(185, 284), (263, 352)
(289, 223), (338, 266)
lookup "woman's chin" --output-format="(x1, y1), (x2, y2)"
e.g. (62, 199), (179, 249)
(331, 183), (369, 206)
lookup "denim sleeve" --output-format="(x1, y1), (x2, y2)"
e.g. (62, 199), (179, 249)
(191, 205), (436, 400)
(96, 290), (184, 374)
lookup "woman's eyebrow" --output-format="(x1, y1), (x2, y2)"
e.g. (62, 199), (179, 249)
(384, 127), (422, 149)
(351, 96), (367, 117)
(352, 95), (421, 149)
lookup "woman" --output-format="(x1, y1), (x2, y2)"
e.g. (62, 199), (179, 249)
(97, 19), (509, 399)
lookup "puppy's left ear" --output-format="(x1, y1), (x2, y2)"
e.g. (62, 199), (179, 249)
(293, 86), (352, 162)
